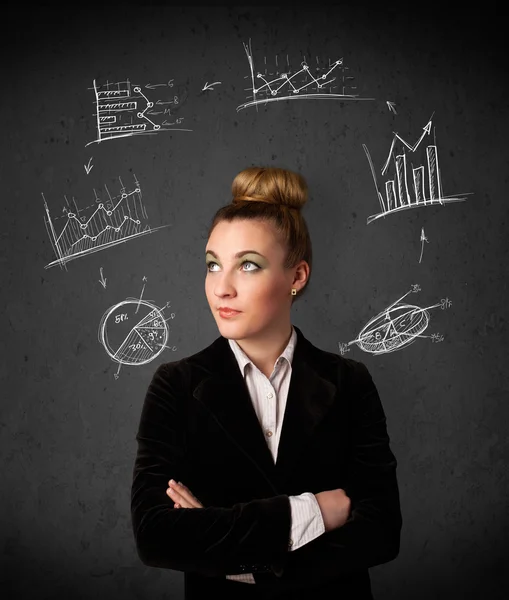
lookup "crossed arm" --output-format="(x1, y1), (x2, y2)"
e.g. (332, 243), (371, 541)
(131, 362), (292, 576)
(131, 360), (402, 583)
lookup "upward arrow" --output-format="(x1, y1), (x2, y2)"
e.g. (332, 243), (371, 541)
(381, 117), (433, 176)
(419, 227), (429, 264)
(386, 100), (397, 114)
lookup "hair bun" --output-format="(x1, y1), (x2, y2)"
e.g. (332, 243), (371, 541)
(231, 167), (308, 210)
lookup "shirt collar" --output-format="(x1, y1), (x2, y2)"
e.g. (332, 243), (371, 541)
(228, 325), (297, 376)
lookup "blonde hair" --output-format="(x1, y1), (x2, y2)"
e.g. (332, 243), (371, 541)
(207, 166), (313, 302)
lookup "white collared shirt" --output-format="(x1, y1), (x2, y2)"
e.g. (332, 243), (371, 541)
(226, 325), (325, 584)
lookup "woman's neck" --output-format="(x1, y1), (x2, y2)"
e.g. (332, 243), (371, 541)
(233, 322), (294, 378)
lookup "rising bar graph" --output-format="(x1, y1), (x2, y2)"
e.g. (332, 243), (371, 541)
(362, 118), (472, 224)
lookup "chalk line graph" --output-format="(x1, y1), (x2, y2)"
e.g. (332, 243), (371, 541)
(236, 39), (374, 111)
(42, 175), (169, 270)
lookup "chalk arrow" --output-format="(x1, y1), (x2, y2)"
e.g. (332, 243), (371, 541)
(99, 266), (107, 289)
(113, 363), (122, 379)
(386, 101), (397, 115)
(381, 115), (434, 175)
(84, 157), (94, 174)
(136, 280), (147, 314)
(419, 228), (429, 264)
(202, 81), (222, 91)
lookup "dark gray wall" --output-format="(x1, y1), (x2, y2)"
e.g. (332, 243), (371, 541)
(2, 3), (508, 599)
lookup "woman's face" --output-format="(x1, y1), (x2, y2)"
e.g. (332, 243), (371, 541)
(205, 219), (294, 340)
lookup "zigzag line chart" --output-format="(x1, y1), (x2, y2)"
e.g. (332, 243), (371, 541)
(237, 39), (374, 111)
(42, 175), (169, 270)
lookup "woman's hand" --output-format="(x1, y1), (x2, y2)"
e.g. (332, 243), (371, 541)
(314, 488), (352, 532)
(166, 479), (204, 509)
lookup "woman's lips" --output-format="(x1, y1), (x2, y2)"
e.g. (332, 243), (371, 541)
(218, 308), (242, 318)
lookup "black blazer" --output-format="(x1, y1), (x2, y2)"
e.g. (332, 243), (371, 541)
(131, 325), (402, 599)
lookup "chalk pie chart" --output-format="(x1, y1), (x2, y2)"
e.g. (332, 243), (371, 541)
(356, 303), (429, 355)
(98, 299), (168, 366)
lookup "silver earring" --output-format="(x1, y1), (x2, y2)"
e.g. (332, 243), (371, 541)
(291, 288), (297, 296)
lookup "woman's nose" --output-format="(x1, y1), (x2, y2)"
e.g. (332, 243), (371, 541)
(214, 273), (236, 297)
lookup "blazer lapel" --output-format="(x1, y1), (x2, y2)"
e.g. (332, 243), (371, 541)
(192, 338), (278, 491)
(274, 327), (337, 487)
(191, 326), (337, 492)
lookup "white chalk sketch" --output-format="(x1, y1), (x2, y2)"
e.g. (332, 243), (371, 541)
(98, 280), (177, 379)
(84, 157), (94, 175)
(363, 116), (472, 224)
(42, 174), (169, 270)
(386, 100), (397, 115)
(86, 78), (191, 146)
(202, 81), (222, 91)
(236, 39), (374, 111)
(99, 267), (107, 289)
(419, 227), (429, 263)
(338, 284), (451, 356)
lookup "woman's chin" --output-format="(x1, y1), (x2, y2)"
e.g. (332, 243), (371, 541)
(216, 319), (247, 338)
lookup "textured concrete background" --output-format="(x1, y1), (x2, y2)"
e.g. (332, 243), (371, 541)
(1, 2), (508, 599)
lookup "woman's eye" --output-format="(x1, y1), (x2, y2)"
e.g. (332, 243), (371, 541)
(241, 260), (260, 271)
(206, 260), (260, 272)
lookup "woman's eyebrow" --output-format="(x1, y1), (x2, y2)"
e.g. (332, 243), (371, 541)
(205, 250), (268, 260)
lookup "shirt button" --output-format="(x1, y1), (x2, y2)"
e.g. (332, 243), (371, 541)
(267, 392), (273, 399)
(265, 430), (273, 437)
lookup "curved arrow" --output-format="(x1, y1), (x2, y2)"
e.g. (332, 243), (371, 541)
(202, 81), (222, 91)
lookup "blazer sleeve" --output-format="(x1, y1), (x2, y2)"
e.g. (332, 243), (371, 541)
(272, 359), (402, 587)
(130, 362), (292, 577)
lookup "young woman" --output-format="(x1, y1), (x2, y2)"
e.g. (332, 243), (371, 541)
(131, 167), (402, 599)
